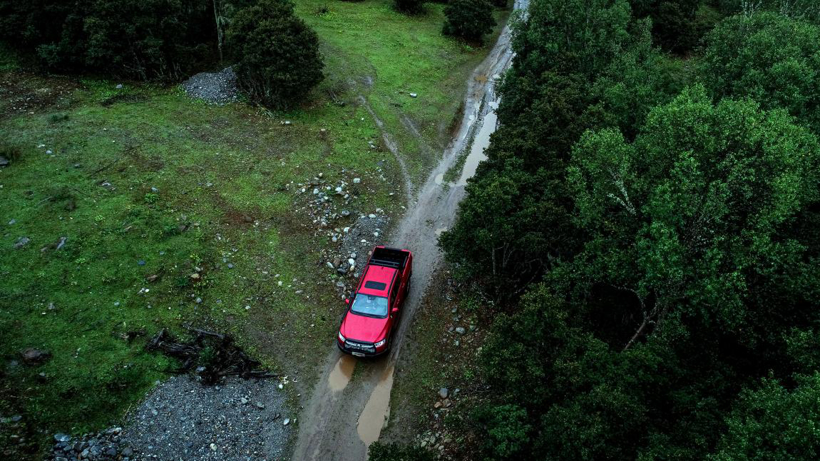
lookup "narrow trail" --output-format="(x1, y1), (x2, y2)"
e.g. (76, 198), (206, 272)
(357, 95), (415, 198)
(291, 2), (526, 459)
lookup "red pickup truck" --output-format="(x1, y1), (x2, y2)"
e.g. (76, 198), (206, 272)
(337, 246), (413, 357)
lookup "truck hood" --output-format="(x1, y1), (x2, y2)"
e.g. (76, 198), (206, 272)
(341, 311), (388, 343)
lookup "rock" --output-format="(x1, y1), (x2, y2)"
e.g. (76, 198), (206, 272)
(438, 388), (449, 399)
(410, 93), (418, 98)
(22, 348), (51, 365)
(210, 443), (217, 451)
(353, 178), (361, 184)
(455, 327), (466, 335)
(54, 433), (71, 443)
(122, 447), (133, 457)
(138, 260), (146, 266)
(240, 397), (249, 405)
(255, 402), (265, 409)
(434, 401), (442, 409)
(0, 156), (9, 167)
(283, 418), (290, 426)
(105, 447), (118, 456)
(13, 236), (30, 249)
(116, 84), (123, 89)
(326, 262), (335, 270)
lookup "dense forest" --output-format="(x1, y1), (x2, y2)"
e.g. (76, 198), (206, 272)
(441, 0), (820, 459)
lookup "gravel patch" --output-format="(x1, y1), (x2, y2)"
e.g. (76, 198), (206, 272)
(339, 214), (388, 275)
(123, 376), (291, 460)
(182, 67), (239, 105)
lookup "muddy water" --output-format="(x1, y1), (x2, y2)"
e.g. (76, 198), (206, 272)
(356, 365), (395, 448)
(457, 101), (498, 186)
(328, 354), (357, 393)
(291, 1), (528, 459)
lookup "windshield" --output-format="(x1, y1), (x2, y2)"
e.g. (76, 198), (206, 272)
(350, 294), (388, 318)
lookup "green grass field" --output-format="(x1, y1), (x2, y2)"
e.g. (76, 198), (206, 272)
(0, 0), (505, 454)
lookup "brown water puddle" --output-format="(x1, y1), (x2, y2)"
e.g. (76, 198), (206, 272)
(456, 102), (499, 186)
(328, 354), (357, 393)
(356, 365), (395, 449)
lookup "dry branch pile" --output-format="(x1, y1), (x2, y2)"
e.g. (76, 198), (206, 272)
(147, 326), (276, 384)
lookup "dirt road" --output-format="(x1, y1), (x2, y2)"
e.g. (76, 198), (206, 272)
(292, 3), (526, 459)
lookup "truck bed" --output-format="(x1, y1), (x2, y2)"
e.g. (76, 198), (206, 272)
(370, 246), (410, 270)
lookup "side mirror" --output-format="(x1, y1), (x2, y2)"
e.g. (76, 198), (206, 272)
(391, 307), (399, 314)
(345, 299), (350, 305)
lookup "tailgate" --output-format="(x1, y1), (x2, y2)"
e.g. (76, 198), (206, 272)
(370, 247), (409, 270)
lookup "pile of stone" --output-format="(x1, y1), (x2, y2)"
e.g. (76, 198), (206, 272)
(181, 67), (239, 105)
(49, 427), (136, 461)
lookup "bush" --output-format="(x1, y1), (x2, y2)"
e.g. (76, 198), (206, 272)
(394, 0), (424, 15)
(0, 143), (22, 162)
(443, 0), (496, 43)
(368, 442), (437, 461)
(227, 0), (324, 110)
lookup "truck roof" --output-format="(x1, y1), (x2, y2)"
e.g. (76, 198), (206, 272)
(358, 265), (396, 297)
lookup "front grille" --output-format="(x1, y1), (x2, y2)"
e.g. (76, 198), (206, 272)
(345, 340), (375, 353)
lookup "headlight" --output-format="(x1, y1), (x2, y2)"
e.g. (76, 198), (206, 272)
(374, 338), (386, 348)
(338, 332), (346, 342)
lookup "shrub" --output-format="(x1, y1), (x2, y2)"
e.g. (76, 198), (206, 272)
(0, 144), (22, 162)
(443, 0), (496, 43)
(227, 0), (324, 109)
(394, 0), (424, 15)
(369, 442), (437, 461)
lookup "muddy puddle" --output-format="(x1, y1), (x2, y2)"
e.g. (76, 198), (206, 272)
(456, 101), (498, 186)
(356, 365), (395, 449)
(328, 354), (356, 393)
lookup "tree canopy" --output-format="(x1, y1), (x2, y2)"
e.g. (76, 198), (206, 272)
(444, 0), (820, 458)
(700, 12), (820, 132)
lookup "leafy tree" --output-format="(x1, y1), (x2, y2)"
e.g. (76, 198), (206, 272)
(507, 0), (633, 80)
(711, 373), (820, 461)
(1, 0), (216, 80)
(226, 0), (324, 109)
(442, 0), (682, 295)
(718, 0), (820, 22)
(630, 0), (704, 53)
(0, 0), (73, 49)
(443, 0), (496, 43)
(394, 0), (424, 15)
(211, 0), (256, 62)
(472, 404), (532, 459)
(567, 85), (820, 346)
(700, 12), (820, 133)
